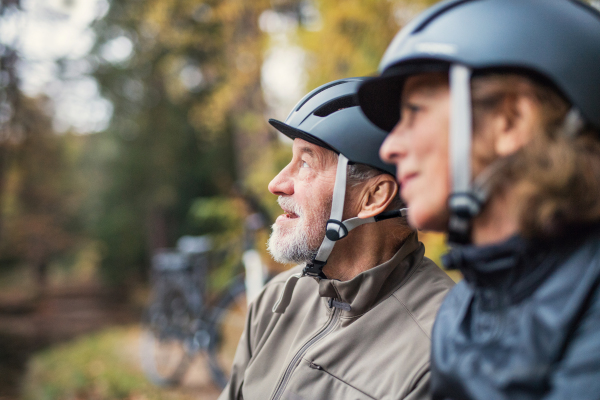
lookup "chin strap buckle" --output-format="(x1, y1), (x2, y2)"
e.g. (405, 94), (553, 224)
(448, 192), (484, 245)
(325, 219), (348, 241)
(302, 259), (327, 279)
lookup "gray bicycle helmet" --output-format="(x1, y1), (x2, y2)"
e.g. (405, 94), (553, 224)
(357, 0), (600, 244)
(269, 77), (406, 279)
(270, 77), (395, 175)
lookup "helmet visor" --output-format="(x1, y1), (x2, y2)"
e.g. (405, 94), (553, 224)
(358, 62), (449, 132)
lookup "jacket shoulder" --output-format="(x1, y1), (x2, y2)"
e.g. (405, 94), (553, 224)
(392, 257), (455, 338)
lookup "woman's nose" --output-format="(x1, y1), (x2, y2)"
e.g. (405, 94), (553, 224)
(380, 122), (407, 165)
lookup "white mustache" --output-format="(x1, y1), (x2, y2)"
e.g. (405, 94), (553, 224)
(277, 196), (303, 218)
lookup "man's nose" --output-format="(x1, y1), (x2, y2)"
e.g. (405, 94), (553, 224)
(268, 166), (294, 196)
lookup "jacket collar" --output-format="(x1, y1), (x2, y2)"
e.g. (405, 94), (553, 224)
(442, 235), (526, 288)
(316, 232), (423, 318)
(442, 234), (568, 302)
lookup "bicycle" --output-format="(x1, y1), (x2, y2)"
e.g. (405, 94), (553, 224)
(140, 213), (268, 388)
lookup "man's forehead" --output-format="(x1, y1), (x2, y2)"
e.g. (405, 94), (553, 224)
(293, 138), (327, 155)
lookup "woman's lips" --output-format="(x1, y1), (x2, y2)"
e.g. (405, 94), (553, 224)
(400, 172), (418, 187)
(399, 172), (419, 201)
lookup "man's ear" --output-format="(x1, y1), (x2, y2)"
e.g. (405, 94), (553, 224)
(493, 95), (539, 156)
(356, 175), (399, 219)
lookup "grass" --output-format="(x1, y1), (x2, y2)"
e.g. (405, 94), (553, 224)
(21, 326), (216, 400)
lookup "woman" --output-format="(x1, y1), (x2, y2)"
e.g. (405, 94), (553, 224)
(357, 0), (600, 399)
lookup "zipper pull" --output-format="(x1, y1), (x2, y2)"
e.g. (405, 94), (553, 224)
(309, 362), (323, 370)
(328, 298), (351, 311)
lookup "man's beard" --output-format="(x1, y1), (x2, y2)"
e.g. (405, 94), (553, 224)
(267, 195), (331, 264)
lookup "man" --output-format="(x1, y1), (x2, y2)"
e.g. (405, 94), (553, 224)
(218, 78), (454, 400)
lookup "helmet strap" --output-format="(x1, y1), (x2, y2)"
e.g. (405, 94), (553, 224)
(447, 64), (482, 245)
(561, 107), (585, 138)
(303, 154), (349, 278)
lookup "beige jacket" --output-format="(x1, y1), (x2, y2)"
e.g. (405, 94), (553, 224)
(218, 233), (454, 400)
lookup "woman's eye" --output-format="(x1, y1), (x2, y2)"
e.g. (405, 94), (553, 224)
(400, 103), (421, 125)
(407, 103), (421, 113)
(301, 161), (309, 168)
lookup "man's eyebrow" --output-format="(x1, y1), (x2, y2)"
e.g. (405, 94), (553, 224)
(299, 146), (315, 157)
(298, 144), (337, 168)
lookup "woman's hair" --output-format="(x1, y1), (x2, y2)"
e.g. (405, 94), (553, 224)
(471, 73), (600, 239)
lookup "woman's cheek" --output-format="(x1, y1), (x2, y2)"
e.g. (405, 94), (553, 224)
(407, 194), (448, 232)
(407, 201), (428, 230)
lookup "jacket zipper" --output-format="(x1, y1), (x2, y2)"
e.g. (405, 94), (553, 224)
(269, 303), (341, 400)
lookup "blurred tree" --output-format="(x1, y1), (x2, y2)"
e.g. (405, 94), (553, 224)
(0, 1), (85, 291)
(1, 0), (451, 288)
(86, 0), (273, 282)
(300, 0), (436, 88)
(0, 0), (24, 244)
(3, 97), (82, 290)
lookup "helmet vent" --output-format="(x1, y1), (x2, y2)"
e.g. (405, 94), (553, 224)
(412, 0), (478, 34)
(313, 95), (358, 117)
(296, 81), (345, 112)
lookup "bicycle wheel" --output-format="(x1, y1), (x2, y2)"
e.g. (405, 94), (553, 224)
(140, 290), (195, 386)
(140, 329), (191, 386)
(206, 278), (248, 388)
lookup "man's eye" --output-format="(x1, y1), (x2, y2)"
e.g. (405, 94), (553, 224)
(301, 161), (309, 168)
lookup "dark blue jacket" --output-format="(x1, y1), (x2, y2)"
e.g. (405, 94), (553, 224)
(431, 228), (600, 400)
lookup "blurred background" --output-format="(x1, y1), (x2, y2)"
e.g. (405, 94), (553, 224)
(0, 0), (464, 398)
